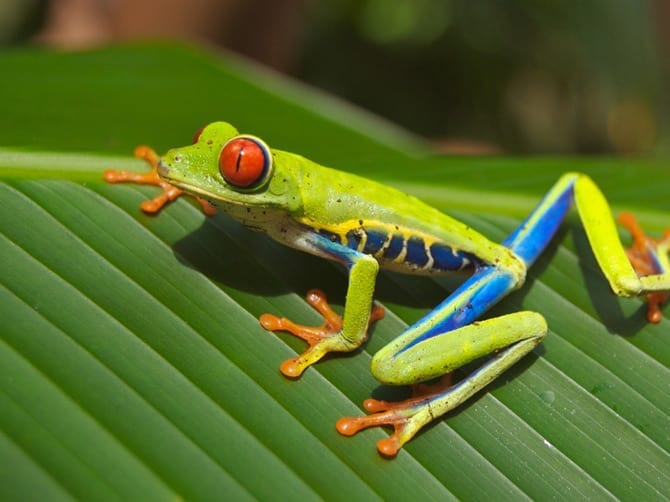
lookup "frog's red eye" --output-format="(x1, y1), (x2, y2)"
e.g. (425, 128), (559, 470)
(192, 126), (205, 144)
(219, 135), (272, 188)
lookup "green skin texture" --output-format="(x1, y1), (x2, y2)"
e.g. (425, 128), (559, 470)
(157, 122), (670, 453)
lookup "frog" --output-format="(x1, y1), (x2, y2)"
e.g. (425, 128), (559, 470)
(104, 121), (670, 457)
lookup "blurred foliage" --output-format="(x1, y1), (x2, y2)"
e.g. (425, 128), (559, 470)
(298, 0), (666, 153)
(1, 0), (668, 153)
(0, 0), (45, 44)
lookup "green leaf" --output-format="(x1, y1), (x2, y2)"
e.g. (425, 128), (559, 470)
(1, 44), (669, 500)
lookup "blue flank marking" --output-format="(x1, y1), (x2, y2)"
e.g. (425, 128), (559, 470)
(503, 179), (575, 266)
(384, 233), (405, 260)
(399, 266), (517, 353)
(399, 177), (578, 354)
(430, 243), (472, 271)
(309, 229), (366, 267)
(363, 230), (387, 254)
(406, 237), (429, 267)
(346, 230), (363, 250)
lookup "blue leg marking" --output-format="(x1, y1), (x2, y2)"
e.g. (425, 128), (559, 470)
(394, 266), (518, 355)
(503, 174), (577, 266)
(393, 174), (580, 354)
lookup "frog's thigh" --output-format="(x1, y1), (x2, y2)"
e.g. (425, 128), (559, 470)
(371, 311), (547, 386)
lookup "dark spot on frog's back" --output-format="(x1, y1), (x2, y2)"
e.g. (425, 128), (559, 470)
(346, 229), (363, 249)
(318, 229), (341, 243)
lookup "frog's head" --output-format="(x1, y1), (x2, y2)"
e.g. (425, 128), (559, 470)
(157, 121), (302, 213)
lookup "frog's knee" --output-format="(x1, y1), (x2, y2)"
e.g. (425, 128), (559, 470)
(611, 275), (642, 297)
(370, 349), (408, 386)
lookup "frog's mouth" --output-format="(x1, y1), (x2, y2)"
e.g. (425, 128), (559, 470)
(156, 160), (210, 199)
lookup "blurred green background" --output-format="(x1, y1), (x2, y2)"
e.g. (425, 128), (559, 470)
(3, 0), (668, 155)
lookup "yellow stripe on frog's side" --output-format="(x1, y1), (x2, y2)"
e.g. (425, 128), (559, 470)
(298, 218), (476, 274)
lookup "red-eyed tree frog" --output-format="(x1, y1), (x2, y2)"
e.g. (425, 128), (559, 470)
(104, 122), (670, 457)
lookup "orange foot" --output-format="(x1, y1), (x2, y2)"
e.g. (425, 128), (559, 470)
(619, 212), (670, 323)
(103, 145), (216, 215)
(259, 289), (385, 377)
(336, 374), (452, 457)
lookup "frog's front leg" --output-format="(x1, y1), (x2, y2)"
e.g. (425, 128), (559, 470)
(104, 146), (216, 215)
(260, 231), (385, 377)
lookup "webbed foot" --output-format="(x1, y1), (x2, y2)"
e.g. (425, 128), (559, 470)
(619, 212), (670, 322)
(260, 289), (384, 377)
(104, 146), (216, 215)
(336, 375), (452, 457)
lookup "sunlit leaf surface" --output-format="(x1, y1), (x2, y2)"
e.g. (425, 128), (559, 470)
(1, 44), (669, 499)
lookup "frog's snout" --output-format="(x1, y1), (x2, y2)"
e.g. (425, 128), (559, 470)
(157, 160), (170, 178)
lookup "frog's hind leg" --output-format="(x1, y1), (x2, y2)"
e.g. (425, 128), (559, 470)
(338, 309), (547, 456)
(338, 173), (670, 456)
(337, 265), (548, 457)
(338, 175), (578, 456)
(618, 212), (670, 322)
(506, 173), (670, 320)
